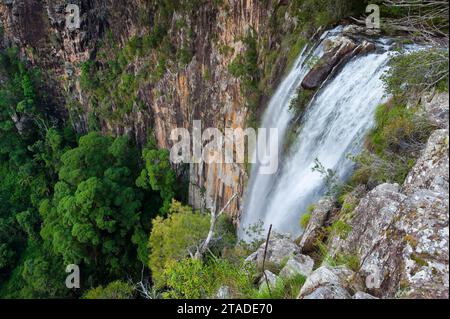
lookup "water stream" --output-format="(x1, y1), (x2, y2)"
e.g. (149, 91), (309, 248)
(240, 28), (392, 239)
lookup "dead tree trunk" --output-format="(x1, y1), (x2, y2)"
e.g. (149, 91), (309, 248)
(194, 193), (238, 260)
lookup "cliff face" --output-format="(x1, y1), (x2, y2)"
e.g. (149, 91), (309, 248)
(0, 0), (296, 219)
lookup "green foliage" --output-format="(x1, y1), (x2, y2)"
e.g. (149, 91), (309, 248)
(136, 140), (177, 214)
(229, 32), (261, 111)
(289, 89), (315, 119)
(80, 60), (97, 90)
(300, 205), (316, 231)
(0, 242), (69, 299)
(83, 280), (135, 299)
(320, 247), (360, 272)
(1, 47), (183, 297)
(0, 49), (76, 296)
(148, 200), (210, 287)
(252, 274), (306, 299)
(382, 49), (449, 98)
(351, 100), (436, 185)
(291, 0), (368, 35)
(327, 220), (352, 240)
(163, 258), (255, 299)
(39, 132), (148, 277)
(300, 213), (311, 230)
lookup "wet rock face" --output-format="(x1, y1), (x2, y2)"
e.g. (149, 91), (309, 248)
(301, 36), (358, 90)
(300, 35), (376, 90)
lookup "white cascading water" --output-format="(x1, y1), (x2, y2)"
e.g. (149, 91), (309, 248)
(240, 28), (392, 240)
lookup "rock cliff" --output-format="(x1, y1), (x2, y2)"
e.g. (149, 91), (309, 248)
(0, 0), (298, 219)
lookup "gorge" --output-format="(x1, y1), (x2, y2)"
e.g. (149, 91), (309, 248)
(0, 0), (448, 300)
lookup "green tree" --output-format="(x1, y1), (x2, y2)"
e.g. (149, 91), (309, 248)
(83, 280), (135, 299)
(39, 132), (148, 278)
(148, 200), (210, 287)
(0, 48), (72, 291)
(136, 139), (177, 214)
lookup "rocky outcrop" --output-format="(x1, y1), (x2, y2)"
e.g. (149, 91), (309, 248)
(327, 126), (449, 299)
(258, 270), (280, 292)
(301, 36), (375, 90)
(245, 232), (315, 292)
(297, 197), (334, 253)
(421, 92), (449, 129)
(246, 232), (306, 270)
(279, 255), (314, 279)
(301, 36), (357, 90)
(0, 0), (298, 220)
(243, 93), (449, 299)
(403, 129), (449, 195)
(298, 266), (363, 299)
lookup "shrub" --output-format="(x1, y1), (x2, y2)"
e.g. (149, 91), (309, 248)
(252, 274), (306, 299)
(83, 281), (135, 299)
(327, 220), (352, 240)
(289, 89), (315, 119)
(300, 213), (311, 230)
(79, 60), (97, 90)
(351, 100), (436, 185)
(291, 0), (368, 34)
(148, 200), (210, 287)
(382, 48), (449, 98)
(163, 258), (255, 299)
(228, 33), (261, 111)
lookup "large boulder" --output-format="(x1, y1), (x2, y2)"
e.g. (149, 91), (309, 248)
(250, 232), (304, 271)
(258, 270), (281, 292)
(298, 266), (363, 299)
(303, 285), (351, 299)
(301, 36), (358, 90)
(352, 291), (378, 299)
(279, 255), (314, 279)
(297, 197), (334, 253)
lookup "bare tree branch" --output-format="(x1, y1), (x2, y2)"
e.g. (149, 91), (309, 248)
(261, 224), (273, 297)
(383, 0), (449, 45)
(194, 193), (238, 260)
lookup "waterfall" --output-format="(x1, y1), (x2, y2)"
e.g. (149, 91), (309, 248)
(240, 29), (392, 240)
